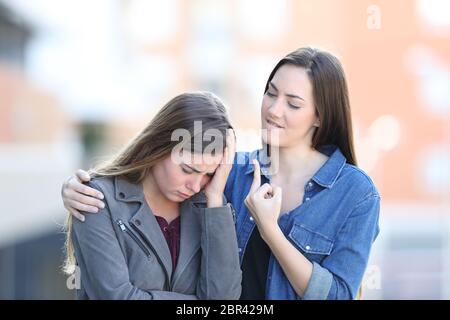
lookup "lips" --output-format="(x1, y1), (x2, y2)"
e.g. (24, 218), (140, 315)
(266, 118), (285, 129)
(178, 191), (192, 199)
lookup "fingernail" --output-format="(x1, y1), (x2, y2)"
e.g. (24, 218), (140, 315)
(98, 193), (104, 199)
(81, 217), (85, 222)
(93, 208), (99, 213)
(100, 202), (105, 209)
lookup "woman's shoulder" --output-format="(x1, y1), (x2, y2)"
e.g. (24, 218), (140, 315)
(71, 176), (117, 233)
(86, 175), (115, 194)
(340, 164), (380, 199)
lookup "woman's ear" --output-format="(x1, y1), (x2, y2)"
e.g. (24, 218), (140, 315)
(313, 118), (320, 128)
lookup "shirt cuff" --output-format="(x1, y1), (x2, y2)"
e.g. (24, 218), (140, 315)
(301, 261), (333, 300)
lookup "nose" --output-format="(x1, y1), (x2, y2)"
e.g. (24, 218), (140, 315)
(186, 175), (203, 194)
(268, 98), (284, 119)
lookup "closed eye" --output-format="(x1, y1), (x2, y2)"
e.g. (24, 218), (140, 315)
(288, 103), (301, 109)
(181, 166), (193, 174)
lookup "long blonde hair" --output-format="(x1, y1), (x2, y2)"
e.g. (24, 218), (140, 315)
(63, 91), (232, 274)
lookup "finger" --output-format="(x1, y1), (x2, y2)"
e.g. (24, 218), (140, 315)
(221, 144), (229, 166)
(69, 178), (104, 199)
(68, 208), (85, 222)
(211, 150), (228, 178)
(254, 183), (273, 200)
(70, 190), (105, 209)
(76, 169), (91, 182)
(67, 199), (99, 214)
(272, 186), (283, 203)
(249, 159), (261, 195)
(221, 130), (235, 166)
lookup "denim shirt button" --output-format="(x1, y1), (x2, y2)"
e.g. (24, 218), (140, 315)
(238, 248), (242, 253)
(305, 197), (310, 202)
(249, 216), (254, 221)
(305, 245), (311, 250)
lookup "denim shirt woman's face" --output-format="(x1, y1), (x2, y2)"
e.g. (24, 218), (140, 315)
(224, 145), (380, 300)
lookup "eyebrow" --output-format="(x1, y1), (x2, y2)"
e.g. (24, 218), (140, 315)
(269, 82), (305, 101)
(183, 164), (215, 175)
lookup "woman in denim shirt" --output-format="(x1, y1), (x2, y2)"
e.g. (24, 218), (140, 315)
(62, 47), (380, 300)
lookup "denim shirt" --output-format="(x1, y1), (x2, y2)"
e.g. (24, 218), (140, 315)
(224, 145), (380, 300)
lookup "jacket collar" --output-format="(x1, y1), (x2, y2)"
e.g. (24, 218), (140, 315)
(114, 176), (144, 202)
(311, 145), (346, 188)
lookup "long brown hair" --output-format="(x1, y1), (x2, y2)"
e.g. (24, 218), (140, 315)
(64, 91), (232, 274)
(264, 47), (357, 166)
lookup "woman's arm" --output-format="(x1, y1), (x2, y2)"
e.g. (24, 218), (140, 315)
(244, 159), (313, 296)
(259, 195), (380, 300)
(319, 195), (380, 299)
(260, 225), (314, 296)
(245, 160), (380, 300)
(196, 204), (242, 300)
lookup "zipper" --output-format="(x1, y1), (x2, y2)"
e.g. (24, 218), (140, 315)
(116, 219), (152, 258)
(117, 219), (172, 290)
(129, 222), (172, 291)
(230, 203), (237, 224)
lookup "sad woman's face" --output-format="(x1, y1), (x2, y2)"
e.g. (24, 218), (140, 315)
(151, 151), (223, 202)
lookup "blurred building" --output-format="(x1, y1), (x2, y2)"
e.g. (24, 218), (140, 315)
(0, 2), (76, 299)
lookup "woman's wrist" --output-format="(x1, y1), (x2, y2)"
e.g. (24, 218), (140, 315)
(206, 196), (224, 208)
(204, 191), (224, 208)
(259, 223), (283, 244)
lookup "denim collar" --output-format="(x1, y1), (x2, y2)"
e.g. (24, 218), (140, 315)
(244, 145), (347, 189)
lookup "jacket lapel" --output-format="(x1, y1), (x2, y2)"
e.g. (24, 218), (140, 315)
(129, 202), (174, 279)
(114, 176), (173, 279)
(114, 176), (207, 287)
(171, 193), (205, 286)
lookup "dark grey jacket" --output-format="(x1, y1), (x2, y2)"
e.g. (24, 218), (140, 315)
(71, 176), (242, 299)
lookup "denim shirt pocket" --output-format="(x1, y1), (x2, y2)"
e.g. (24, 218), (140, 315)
(288, 223), (334, 263)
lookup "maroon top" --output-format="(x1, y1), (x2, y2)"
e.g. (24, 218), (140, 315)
(154, 215), (181, 269)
